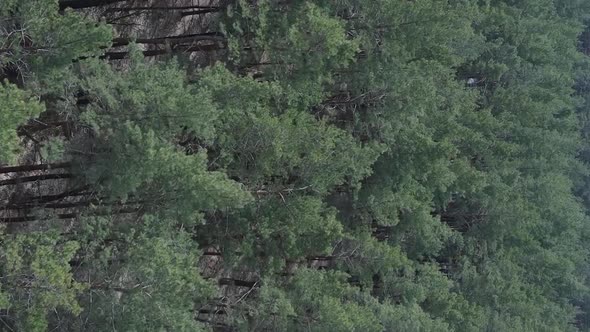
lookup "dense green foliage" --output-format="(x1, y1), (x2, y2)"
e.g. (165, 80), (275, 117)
(2, 0), (590, 330)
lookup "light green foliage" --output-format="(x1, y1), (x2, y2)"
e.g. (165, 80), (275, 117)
(39, 136), (65, 162)
(191, 64), (380, 271)
(236, 196), (343, 269)
(224, 1), (360, 108)
(0, 0), (111, 79)
(0, 82), (44, 162)
(260, 2), (360, 108)
(0, 0), (18, 16)
(0, 230), (83, 332)
(0, 0), (111, 163)
(238, 268), (453, 331)
(74, 50), (217, 139)
(66, 215), (215, 332)
(87, 123), (251, 221)
(337, 234), (485, 331)
(196, 64), (381, 193)
(62, 55), (252, 222)
(240, 269), (383, 331)
(215, 107), (378, 192)
(97, 216), (214, 332)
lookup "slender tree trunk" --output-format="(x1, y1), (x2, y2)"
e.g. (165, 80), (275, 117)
(102, 44), (224, 60)
(105, 5), (220, 12)
(18, 121), (69, 134)
(59, 0), (127, 10)
(0, 213), (77, 223)
(306, 255), (335, 262)
(107, 8), (220, 23)
(0, 207), (140, 223)
(218, 278), (257, 288)
(181, 8), (222, 17)
(0, 173), (72, 186)
(197, 308), (227, 315)
(0, 162), (71, 174)
(26, 186), (90, 204)
(195, 318), (231, 329)
(111, 32), (224, 48)
(202, 251), (223, 256)
(4, 199), (143, 210)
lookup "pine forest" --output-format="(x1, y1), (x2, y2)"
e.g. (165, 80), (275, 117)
(2, 0), (590, 331)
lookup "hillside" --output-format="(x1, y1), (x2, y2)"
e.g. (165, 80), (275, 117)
(1, 0), (590, 331)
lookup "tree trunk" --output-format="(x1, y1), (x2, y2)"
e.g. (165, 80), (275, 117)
(111, 32), (224, 48)
(59, 0), (127, 10)
(23, 187), (89, 204)
(4, 199), (142, 210)
(197, 308), (227, 315)
(102, 44), (224, 60)
(181, 8), (222, 17)
(105, 5), (220, 12)
(0, 162), (71, 174)
(218, 278), (257, 288)
(0, 173), (72, 186)
(0, 207), (140, 223)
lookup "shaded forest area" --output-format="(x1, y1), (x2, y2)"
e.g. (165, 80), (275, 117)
(2, 0), (590, 331)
